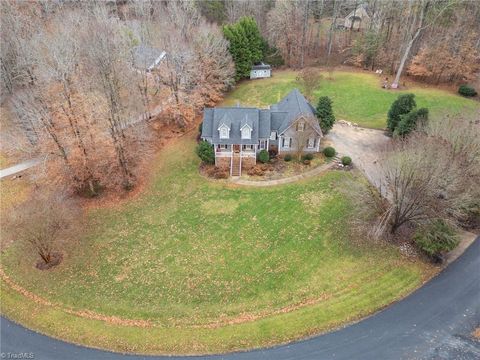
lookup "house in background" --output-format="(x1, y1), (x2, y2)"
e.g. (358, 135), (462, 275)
(132, 45), (166, 72)
(343, 4), (371, 31)
(250, 63), (272, 79)
(201, 89), (322, 176)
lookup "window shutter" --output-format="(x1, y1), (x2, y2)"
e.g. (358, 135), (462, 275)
(289, 138), (292, 147)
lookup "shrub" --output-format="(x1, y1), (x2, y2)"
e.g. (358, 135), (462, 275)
(247, 165), (265, 176)
(302, 153), (314, 161)
(394, 108), (429, 137)
(258, 149), (270, 163)
(323, 146), (336, 157)
(387, 94), (416, 133)
(316, 96), (336, 134)
(207, 166), (229, 179)
(268, 148), (278, 158)
(414, 220), (459, 259)
(458, 85), (477, 97)
(284, 154), (292, 162)
(341, 156), (352, 166)
(196, 140), (215, 164)
(214, 169), (229, 179)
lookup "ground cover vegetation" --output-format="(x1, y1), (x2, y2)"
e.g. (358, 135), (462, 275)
(221, 70), (477, 129)
(0, 134), (433, 354)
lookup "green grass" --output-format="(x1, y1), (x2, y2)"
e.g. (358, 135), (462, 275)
(222, 70), (479, 129)
(0, 134), (433, 354)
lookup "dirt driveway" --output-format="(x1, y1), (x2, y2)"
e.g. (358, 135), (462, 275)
(324, 122), (390, 193)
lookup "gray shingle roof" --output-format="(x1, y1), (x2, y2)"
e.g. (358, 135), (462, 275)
(252, 63), (271, 70)
(201, 89), (321, 144)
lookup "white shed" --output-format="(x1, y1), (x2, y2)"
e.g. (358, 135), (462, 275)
(250, 63), (272, 79)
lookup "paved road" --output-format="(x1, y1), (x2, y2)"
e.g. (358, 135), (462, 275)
(1, 237), (479, 360)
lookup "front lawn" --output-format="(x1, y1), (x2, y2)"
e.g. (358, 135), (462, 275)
(221, 70), (479, 129)
(0, 134), (434, 354)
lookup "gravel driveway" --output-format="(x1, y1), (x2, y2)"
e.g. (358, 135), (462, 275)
(324, 122), (390, 193)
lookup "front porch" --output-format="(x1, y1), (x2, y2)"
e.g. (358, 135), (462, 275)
(214, 144), (257, 176)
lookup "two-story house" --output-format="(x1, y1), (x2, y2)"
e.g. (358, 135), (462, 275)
(200, 89), (323, 176)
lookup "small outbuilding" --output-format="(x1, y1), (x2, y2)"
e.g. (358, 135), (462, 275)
(343, 4), (371, 31)
(250, 63), (272, 79)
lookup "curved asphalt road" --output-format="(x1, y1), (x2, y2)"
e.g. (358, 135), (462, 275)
(1, 238), (479, 360)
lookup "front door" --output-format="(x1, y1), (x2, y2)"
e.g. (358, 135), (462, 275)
(233, 144), (240, 153)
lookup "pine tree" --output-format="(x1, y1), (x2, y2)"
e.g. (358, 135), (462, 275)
(387, 94), (416, 133)
(394, 108), (428, 137)
(316, 96), (335, 134)
(223, 17), (264, 80)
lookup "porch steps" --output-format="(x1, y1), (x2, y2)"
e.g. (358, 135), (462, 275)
(231, 155), (241, 176)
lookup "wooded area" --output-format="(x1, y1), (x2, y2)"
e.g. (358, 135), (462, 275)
(0, 0), (234, 194)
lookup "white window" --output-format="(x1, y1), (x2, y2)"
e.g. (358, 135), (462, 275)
(258, 140), (267, 149)
(219, 126), (229, 139)
(219, 144), (228, 150)
(282, 137), (291, 148)
(243, 144), (253, 150)
(307, 138), (315, 149)
(270, 131), (277, 140)
(297, 121), (305, 132)
(241, 127), (251, 139)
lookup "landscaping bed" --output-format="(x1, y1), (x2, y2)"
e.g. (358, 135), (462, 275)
(0, 134), (435, 355)
(242, 153), (326, 180)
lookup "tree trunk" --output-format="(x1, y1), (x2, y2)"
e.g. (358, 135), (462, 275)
(392, 2), (428, 87)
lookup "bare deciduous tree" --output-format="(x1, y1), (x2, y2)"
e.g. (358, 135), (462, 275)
(296, 68), (321, 100)
(2, 191), (81, 269)
(290, 116), (319, 161)
(374, 116), (480, 237)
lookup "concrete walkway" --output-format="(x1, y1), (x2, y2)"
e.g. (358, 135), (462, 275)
(0, 158), (41, 179)
(230, 162), (334, 187)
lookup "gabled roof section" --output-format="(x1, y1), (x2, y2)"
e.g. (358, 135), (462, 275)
(240, 114), (254, 130)
(346, 4), (370, 19)
(218, 113), (232, 130)
(200, 89), (321, 143)
(276, 88), (318, 134)
(252, 62), (271, 70)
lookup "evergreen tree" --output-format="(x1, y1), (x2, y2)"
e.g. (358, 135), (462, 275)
(223, 17), (264, 80)
(394, 108), (429, 137)
(196, 140), (215, 164)
(316, 96), (335, 134)
(387, 94), (416, 133)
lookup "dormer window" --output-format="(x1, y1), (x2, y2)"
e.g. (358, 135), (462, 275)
(218, 124), (230, 139)
(241, 124), (252, 139)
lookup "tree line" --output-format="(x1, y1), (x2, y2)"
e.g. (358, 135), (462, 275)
(199, 0), (479, 87)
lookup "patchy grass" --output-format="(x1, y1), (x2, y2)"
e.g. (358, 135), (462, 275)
(0, 134), (434, 354)
(0, 178), (30, 215)
(0, 152), (11, 169)
(222, 70), (479, 129)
